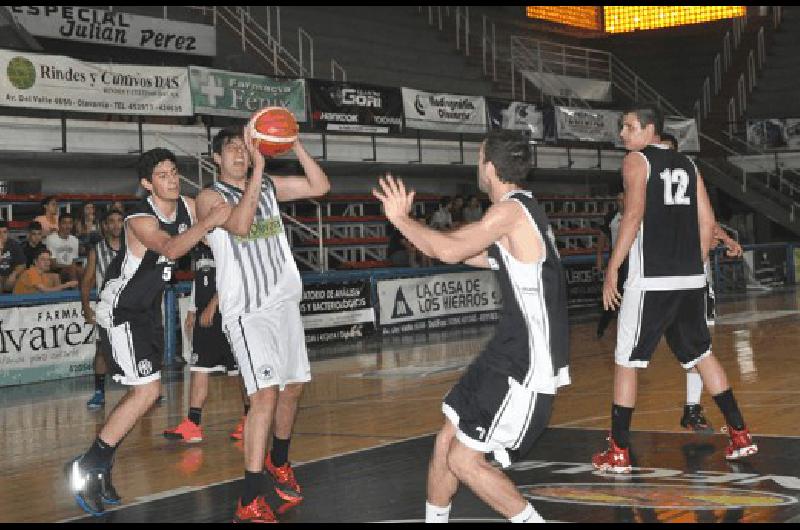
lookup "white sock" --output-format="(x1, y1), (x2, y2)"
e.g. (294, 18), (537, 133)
(686, 371), (704, 405)
(425, 501), (451, 523)
(509, 503), (545, 523)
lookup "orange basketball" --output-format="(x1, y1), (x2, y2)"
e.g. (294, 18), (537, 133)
(248, 107), (298, 157)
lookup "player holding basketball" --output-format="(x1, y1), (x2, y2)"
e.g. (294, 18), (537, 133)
(195, 121), (330, 523)
(592, 104), (757, 474)
(374, 130), (570, 523)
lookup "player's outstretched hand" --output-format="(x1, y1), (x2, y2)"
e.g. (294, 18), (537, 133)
(602, 267), (622, 311)
(372, 173), (415, 224)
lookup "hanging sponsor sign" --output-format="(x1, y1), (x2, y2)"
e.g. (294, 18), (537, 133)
(0, 301), (96, 387)
(555, 106), (623, 145)
(564, 263), (603, 310)
(299, 281), (375, 344)
(377, 271), (501, 334)
(401, 87), (487, 134)
(8, 6), (216, 56)
(487, 99), (545, 139)
(664, 116), (700, 152)
(746, 118), (800, 151)
(520, 70), (613, 102)
(308, 79), (403, 134)
(189, 66), (307, 121)
(0, 50), (192, 115)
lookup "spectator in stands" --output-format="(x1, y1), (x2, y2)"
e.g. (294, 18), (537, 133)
(0, 220), (26, 292)
(45, 213), (82, 282)
(451, 195), (465, 225)
(109, 200), (126, 215)
(430, 197), (453, 229)
(462, 195), (484, 223)
(22, 221), (47, 267)
(33, 195), (60, 236)
(75, 202), (102, 255)
(387, 224), (421, 268)
(13, 248), (78, 294)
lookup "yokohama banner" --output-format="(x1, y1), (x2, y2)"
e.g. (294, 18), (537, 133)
(402, 87), (487, 134)
(0, 50), (192, 115)
(377, 271), (501, 334)
(0, 302), (96, 387)
(487, 99), (545, 139)
(308, 79), (403, 134)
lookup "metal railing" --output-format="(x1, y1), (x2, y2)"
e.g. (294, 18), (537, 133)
(454, 6), (470, 56)
(331, 59), (347, 81)
(298, 27), (314, 78)
(481, 14), (497, 81)
(714, 54), (722, 94)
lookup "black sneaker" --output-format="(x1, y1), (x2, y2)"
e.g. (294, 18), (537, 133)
(64, 456), (106, 517)
(680, 404), (714, 434)
(100, 466), (121, 505)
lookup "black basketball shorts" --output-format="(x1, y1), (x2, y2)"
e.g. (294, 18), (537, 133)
(190, 311), (238, 375)
(100, 305), (163, 386)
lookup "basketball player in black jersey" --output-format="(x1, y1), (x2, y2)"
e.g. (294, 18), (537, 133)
(66, 149), (229, 516)
(81, 209), (124, 410)
(375, 130), (570, 524)
(592, 104), (757, 474)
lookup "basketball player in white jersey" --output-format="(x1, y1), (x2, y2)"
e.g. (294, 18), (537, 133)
(195, 125), (330, 523)
(66, 149), (229, 516)
(375, 130), (570, 524)
(81, 209), (124, 410)
(592, 104), (757, 474)
(660, 133), (743, 433)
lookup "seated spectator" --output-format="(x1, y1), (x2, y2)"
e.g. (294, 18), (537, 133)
(74, 202), (102, 254)
(45, 213), (82, 282)
(22, 221), (47, 267)
(109, 200), (126, 216)
(33, 195), (60, 236)
(430, 197), (453, 229)
(0, 220), (26, 292)
(13, 248), (78, 294)
(462, 195), (484, 223)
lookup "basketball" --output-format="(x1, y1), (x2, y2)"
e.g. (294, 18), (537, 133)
(247, 107), (299, 157)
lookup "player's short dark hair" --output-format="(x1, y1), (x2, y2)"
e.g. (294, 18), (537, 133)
(59, 212), (74, 223)
(661, 133), (679, 150)
(138, 148), (177, 181)
(439, 196), (452, 208)
(212, 125), (245, 156)
(28, 221), (42, 232)
(624, 103), (664, 136)
(483, 130), (531, 184)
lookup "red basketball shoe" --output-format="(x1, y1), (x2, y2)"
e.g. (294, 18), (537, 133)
(233, 496), (277, 523)
(265, 453), (303, 503)
(591, 434), (632, 473)
(725, 425), (758, 460)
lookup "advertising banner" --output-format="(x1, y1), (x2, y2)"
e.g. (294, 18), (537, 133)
(746, 118), (800, 151)
(521, 70), (613, 102)
(0, 301), (96, 387)
(555, 106), (623, 146)
(300, 281), (375, 344)
(402, 87), (487, 134)
(308, 79), (403, 134)
(189, 66), (307, 121)
(9, 6), (216, 56)
(664, 116), (700, 152)
(487, 99), (545, 139)
(1, 50), (192, 115)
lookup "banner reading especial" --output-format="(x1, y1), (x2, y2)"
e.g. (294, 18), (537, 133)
(378, 271), (501, 334)
(300, 281), (375, 344)
(520, 70), (612, 102)
(0, 50), (191, 115)
(555, 106), (623, 146)
(0, 301), (96, 387)
(308, 79), (403, 134)
(189, 66), (306, 121)
(487, 99), (544, 139)
(402, 87), (487, 134)
(9, 6), (216, 56)
(664, 116), (700, 153)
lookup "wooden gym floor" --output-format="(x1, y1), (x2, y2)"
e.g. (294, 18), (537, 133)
(0, 287), (798, 522)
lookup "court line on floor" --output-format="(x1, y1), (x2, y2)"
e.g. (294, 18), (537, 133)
(56, 430), (439, 523)
(553, 424), (800, 439)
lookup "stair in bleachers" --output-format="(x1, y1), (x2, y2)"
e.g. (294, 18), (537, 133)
(747, 7), (800, 118)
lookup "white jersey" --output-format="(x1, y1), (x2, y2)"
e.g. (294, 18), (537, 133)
(206, 177), (302, 322)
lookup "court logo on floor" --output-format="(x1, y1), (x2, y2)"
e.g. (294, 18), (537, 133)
(520, 483), (797, 510)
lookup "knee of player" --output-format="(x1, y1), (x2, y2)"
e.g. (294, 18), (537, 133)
(132, 380), (161, 401)
(446, 441), (478, 476)
(280, 383), (305, 401)
(249, 386), (279, 407)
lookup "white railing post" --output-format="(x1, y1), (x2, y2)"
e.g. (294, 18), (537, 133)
(714, 54), (721, 94)
(491, 22), (496, 81)
(694, 99), (702, 131)
(464, 6), (470, 57)
(728, 97), (736, 135)
(723, 32), (732, 69)
(757, 27), (766, 68)
(738, 74), (746, 115)
(510, 37), (516, 100)
(482, 15), (487, 76)
(240, 8), (246, 51)
(331, 59), (346, 81)
(774, 6), (782, 29)
(455, 7), (460, 51)
(747, 50), (756, 90)
(703, 77), (711, 117)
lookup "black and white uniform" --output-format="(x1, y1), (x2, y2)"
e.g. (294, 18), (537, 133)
(705, 260), (716, 326)
(188, 242), (238, 374)
(205, 178), (309, 396)
(616, 145), (711, 369)
(443, 190), (570, 468)
(95, 196), (193, 385)
(93, 238), (119, 346)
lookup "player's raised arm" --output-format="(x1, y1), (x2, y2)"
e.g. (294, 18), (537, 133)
(272, 140), (331, 202)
